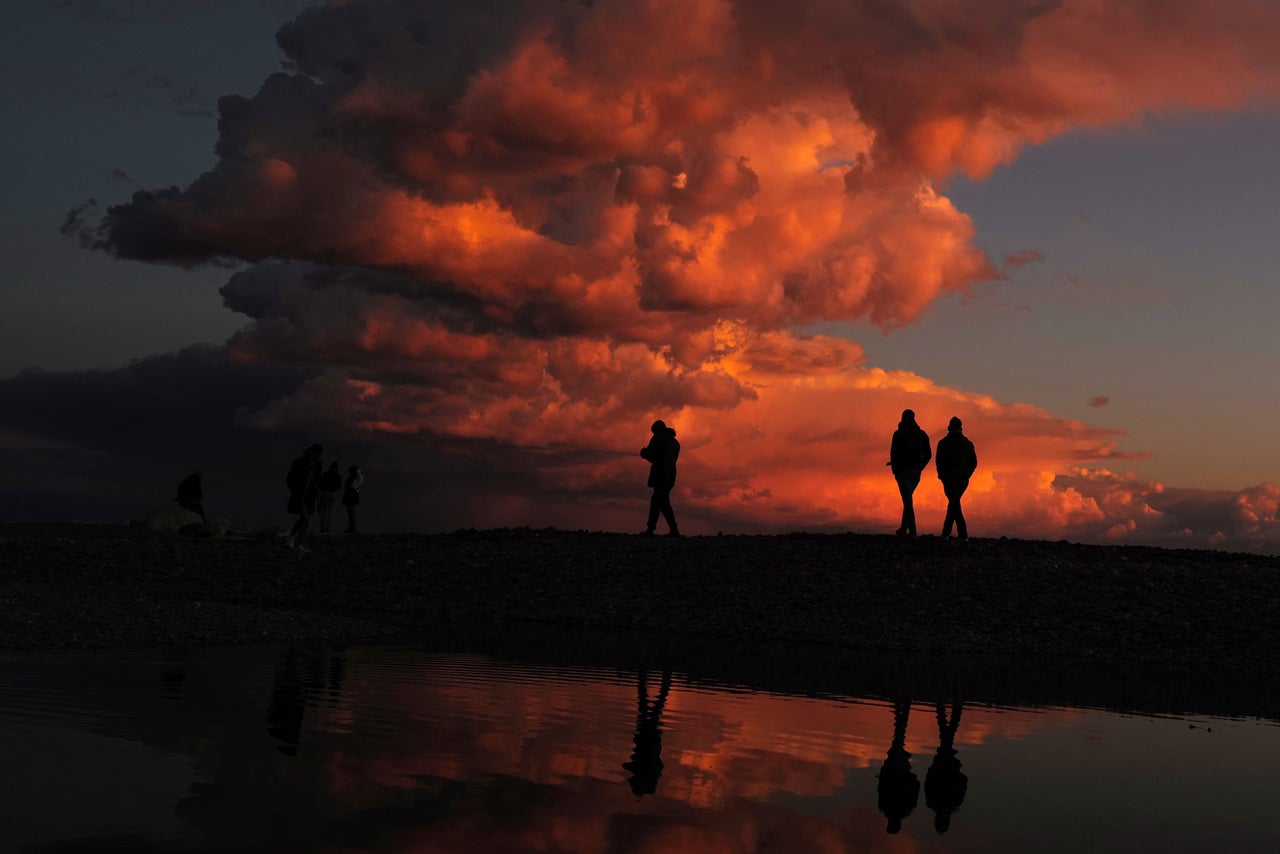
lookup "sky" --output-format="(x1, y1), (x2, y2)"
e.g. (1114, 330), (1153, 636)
(3, 0), (1280, 551)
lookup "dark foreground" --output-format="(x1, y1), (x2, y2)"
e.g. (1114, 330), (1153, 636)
(5, 523), (1280, 676)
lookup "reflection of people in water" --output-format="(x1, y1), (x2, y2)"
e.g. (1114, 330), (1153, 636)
(622, 669), (673, 796)
(877, 699), (919, 834)
(925, 699), (968, 834)
(266, 649), (305, 755)
(265, 648), (347, 756)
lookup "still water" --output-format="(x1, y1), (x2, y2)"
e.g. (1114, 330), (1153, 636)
(3, 638), (1280, 853)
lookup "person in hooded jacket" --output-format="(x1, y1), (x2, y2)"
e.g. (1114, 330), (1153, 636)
(639, 420), (680, 537)
(888, 409), (931, 536)
(285, 444), (323, 550)
(935, 416), (978, 540)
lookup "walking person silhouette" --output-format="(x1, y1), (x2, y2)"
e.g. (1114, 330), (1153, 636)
(935, 417), (978, 540)
(640, 420), (680, 537)
(621, 669), (673, 797)
(888, 410), (931, 537)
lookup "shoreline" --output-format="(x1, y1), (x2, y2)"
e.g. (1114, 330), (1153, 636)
(5, 522), (1280, 676)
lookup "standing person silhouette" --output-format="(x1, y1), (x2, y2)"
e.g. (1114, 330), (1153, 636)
(318, 461), (342, 534)
(640, 420), (680, 537)
(935, 417), (978, 540)
(888, 409), (931, 537)
(877, 698), (919, 834)
(342, 465), (364, 534)
(925, 698), (969, 834)
(285, 444), (323, 551)
(175, 470), (205, 521)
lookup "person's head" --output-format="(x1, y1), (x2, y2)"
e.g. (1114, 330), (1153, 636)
(900, 408), (916, 425)
(305, 443), (323, 458)
(349, 464), (360, 473)
(948, 416), (963, 433)
(650, 419), (666, 434)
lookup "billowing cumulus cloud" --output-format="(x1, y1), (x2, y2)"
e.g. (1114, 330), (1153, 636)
(36, 0), (1280, 548)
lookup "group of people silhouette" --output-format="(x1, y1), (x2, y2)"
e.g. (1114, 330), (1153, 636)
(173, 448), (364, 549)
(285, 444), (363, 550)
(889, 409), (978, 539)
(877, 697), (969, 835)
(641, 409), (978, 538)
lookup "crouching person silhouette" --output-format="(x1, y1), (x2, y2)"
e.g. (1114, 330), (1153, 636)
(935, 417), (978, 540)
(640, 420), (680, 537)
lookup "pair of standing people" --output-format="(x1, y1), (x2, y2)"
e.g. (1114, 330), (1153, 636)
(889, 410), (978, 539)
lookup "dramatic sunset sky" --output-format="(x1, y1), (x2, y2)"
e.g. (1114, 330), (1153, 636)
(4, 0), (1280, 550)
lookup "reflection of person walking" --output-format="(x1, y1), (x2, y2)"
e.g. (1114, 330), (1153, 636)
(877, 699), (919, 834)
(175, 470), (205, 521)
(621, 669), (673, 797)
(639, 420), (680, 537)
(888, 409), (931, 537)
(318, 461), (342, 534)
(925, 699), (968, 834)
(285, 444), (323, 551)
(935, 417), (978, 540)
(342, 465), (363, 534)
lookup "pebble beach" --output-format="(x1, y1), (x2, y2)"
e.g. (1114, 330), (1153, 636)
(5, 522), (1280, 678)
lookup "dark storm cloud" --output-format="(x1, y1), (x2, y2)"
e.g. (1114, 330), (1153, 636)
(123, 67), (216, 118)
(50, 0), (308, 25)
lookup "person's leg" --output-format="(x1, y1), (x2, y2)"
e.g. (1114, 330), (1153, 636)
(645, 489), (661, 533)
(294, 509), (312, 547)
(318, 494), (332, 533)
(953, 479), (969, 538)
(346, 505), (357, 534)
(657, 487), (678, 535)
(942, 480), (958, 537)
(897, 474), (919, 535)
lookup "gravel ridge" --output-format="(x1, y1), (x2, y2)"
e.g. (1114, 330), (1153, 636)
(4, 523), (1280, 674)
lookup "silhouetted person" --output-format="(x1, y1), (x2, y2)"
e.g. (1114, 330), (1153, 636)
(622, 669), (673, 796)
(877, 699), (919, 834)
(936, 417), (978, 540)
(925, 699), (968, 834)
(342, 465), (363, 534)
(175, 470), (205, 520)
(285, 444), (323, 551)
(318, 461), (342, 534)
(639, 420), (680, 537)
(888, 410), (930, 536)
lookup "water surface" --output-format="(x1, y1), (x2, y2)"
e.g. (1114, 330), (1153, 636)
(3, 641), (1279, 852)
